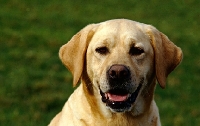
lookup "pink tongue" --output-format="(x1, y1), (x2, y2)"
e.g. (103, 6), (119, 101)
(107, 93), (128, 102)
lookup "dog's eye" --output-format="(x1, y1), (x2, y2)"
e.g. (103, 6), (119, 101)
(129, 46), (144, 56)
(95, 47), (109, 55)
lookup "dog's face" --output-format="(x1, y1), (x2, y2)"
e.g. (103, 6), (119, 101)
(86, 21), (154, 112)
(59, 19), (182, 114)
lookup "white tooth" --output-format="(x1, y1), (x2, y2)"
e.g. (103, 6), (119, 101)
(105, 93), (108, 99)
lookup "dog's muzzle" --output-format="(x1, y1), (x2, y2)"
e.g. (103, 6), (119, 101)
(99, 65), (142, 112)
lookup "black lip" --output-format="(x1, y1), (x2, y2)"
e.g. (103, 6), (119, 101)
(100, 84), (142, 112)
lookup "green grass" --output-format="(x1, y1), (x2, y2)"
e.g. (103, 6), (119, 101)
(0, 0), (200, 125)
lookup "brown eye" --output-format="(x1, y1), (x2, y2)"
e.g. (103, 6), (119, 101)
(95, 47), (109, 55)
(129, 46), (144, 56)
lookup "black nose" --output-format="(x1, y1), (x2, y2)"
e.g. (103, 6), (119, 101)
(108, 65), (130, 82)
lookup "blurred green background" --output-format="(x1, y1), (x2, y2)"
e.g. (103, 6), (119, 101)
(0, 0), (200, 125)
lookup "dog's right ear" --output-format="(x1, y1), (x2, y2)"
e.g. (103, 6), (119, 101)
(59, 24), (97, 87)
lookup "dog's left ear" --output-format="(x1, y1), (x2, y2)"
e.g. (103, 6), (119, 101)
(59, 24), (97, 87)
(146, 26), (183, 88)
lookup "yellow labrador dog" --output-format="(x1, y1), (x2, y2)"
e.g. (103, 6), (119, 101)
(49, 19), (182, 126)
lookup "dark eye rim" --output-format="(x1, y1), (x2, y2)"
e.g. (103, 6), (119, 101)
(95, 47), (109, 55)
(129, 46), (144, 56)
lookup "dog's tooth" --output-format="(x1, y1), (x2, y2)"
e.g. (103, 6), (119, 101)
(105, 93), (108, 99)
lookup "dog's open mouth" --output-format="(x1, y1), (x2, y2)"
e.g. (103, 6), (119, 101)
(100, 84), (142, 112)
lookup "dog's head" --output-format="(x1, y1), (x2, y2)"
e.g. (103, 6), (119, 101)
(59, 19), (182, 114)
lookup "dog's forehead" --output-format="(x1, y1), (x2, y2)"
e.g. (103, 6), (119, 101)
(91, 19), (150, 46)
(97, 19), (144, 35)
